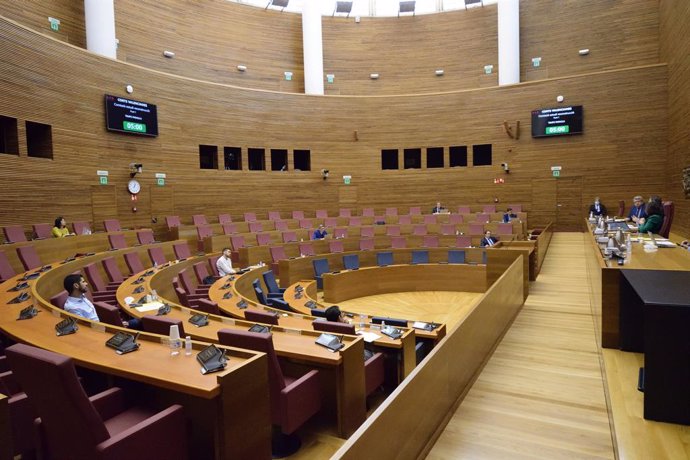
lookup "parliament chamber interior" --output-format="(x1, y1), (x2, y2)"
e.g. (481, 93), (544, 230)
(0, 0), (689, 458)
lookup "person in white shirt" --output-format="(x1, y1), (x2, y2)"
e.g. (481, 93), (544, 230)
(216, 247), (236, 276)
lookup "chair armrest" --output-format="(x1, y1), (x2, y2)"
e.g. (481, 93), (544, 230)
(266, 293), (284, 299)
(89, 387), (126, 421)
(0, 370), (20, 396)
(97, 405), (187, 460)
(267, 298), (290, 311)
(279, 369), (321, 434)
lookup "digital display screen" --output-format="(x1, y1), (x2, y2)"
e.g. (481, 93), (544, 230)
(531, 106), (583, 138)
(105, 94), (158, 136)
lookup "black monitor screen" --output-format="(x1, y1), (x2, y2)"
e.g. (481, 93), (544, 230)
(531, 105), (583, 138)
(105, 95), (158, 136)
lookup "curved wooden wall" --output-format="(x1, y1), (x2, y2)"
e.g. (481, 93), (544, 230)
(0, 15), (669, 238)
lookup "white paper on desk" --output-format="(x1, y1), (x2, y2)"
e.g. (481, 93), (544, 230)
(655, 240), (677, 248)
(356, 331), (381, 343)
(135, 301), (165, 312)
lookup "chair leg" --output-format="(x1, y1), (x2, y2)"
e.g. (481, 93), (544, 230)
(271, 426), (301, 458)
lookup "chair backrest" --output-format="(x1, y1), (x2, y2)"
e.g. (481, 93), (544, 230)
(4, 225), (27, 244)
(16, 246), (41, 271)
(483, 205), (496, 213)
(398, 215), (412, 225)
(268, 211), (281, 221)
(72, 221), (91, 235)
(423, 215), (437, 225)
(192, 214), (207, 226)
(218, 213), (232, 224)
(455, 236), (472, 248)
(108, 233), (127, 250)
(33, 223), (52, 239)
(312, 258), (330, 277)
(208, 256), (220, 277)
(497, 223), (513, 235)
(245, 309), (280, 325)
(178, 269), (198, 295)
(324, 217), (338, 227)
(50, 290), (68, 309)
(508, 204), (522, 212)
(440, 224), (455, 235)
(449, 214), (463, 224)
(413, 224), (427, 236)
(230, 235), (246, 250)
(313, 320), (356, 335)
(299, 219), (312, 229)
(371, 316), (408, 327)
(475, 213), (490, 223)
(618, 200), (626, 218)
(5, 344), (110, 458)
(0, 250), (16, 282)
(148, 247), (167, 266)
(315, 210), (328, 218)
(196, 225), (213, 240)
(343, 254), (359, 270)
(339, 208), (351, 217)
(329, 241), (344, 253)
(390, 236), (406, 248)
(222, 223), (238, 235)
(269, 247), (287, 263)
(173, 242), (191, 260)
(136, 229), (155, 245)
(468, 223), (485, 235)
(103, 219), (121, 232)
(165, 216), (181, 229)
(457, 206), (471, 214)
(83, 263), (107, 293)
(124, 252), (145, 274)
(292, 210), (304, 220)
(93, 301), (122, 327)
(349, 217), (362, 226)
(143, 315), (185, 337)
(281, 231), (297, 243)
(334, 228), (347, 239)
(360, 226), (374, 237)
(256, 233), (271, 246)
(411, 250), (429, 264)
(359, 239), (375, 251)
(262, 270), (282, 295)
(448, 250), (466, 264)
(385, 207), (398, 216)
(409, 207), (421, 215)
(248, 222), (263, 233)
(386, 225), (401, 236)
(298, 242), (315, 256)
(193, 262), (211, 284)
(244, 212), (257, 223)
(101, 257), (124, 283)
(196, 298), (220, 315)
(252, 279), (269, 305)
(422, 235), (439, 248)
(377, 252), (394, 266)
(659, 201), (674, 238)
(274, 220), (289, 231)
(362, 208), (375, 217)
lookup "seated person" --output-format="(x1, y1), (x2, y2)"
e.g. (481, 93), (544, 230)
(637, 199), (663, 234)
(502, 207), (518, 223)
(63, 274), (140, 329)
(432, 202), (443, 214)
(627, 195), (647, 223)
(313, 224), (328, 240)
(52, 216), (73, 238)
(325, 305), (373, 361)
(216, 247), (236, 276)
(588, 197), (607, 217)
(480, 230), (499, 247)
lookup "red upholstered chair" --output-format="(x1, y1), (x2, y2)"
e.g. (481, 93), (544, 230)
(230, 235), (247, 250)
(218, 213), (232, 224)
(93, 301), (123, 327)
(423, 215), (437, 225)
(270, 246), (288, 275)
(244, 309), (280, 325)
(165, 216), (181, 229)
(256, 233), (271, 246)
(222, 223), (238, 235)
(274, 220), (289, 232)
(324, 217), (337, 227)
(422, 235), (439, 248)
(179, 268), (208, 296)
(173, 242), (192, 260)
(216, 329), (320, 455)
(362, 208), (375, 217)
(386, 226), (401, 236)
(508, 204), (522, 212)
(440, 224), (455, 235)
(282, 231), (297, 243)
(339, 208), (352, 217)
(50, 291), (68, 309)
(455, 236), (472, 248)
(32, 223), (52, 239)
(291, 210), (305, 220)
(659, 201), (674, 238)
(192, 214), (207, 226)
(83, 263), (118, 297)
(449, 214), (463, 224)
(195, 298), (220, 315)
(315, 210), (328, 218)
(72, 221), (92, 235)
(143, 315), (185, 337)
(312, 321), (384, 396)
(408, 206), (421, 215)
(349, 217), (362, 226)
(329, 241), (344, 253)
(475, 213), (491, 223)
(193, 261), (215, 285)
(174, 286), (203, 309)
(108, 233), (127, 250)
(398, 215), (412, 225)
(16, 246), (42, 271)
(390, 236), (406, 249)
(249, 222), (263, 233)
(244, 212), (258, 223)
(497, 223), (513, 235)
(4, 225), (27, 243)
(468, 223), (485, 235)
(124, 252), (145, 275)
(359, 239), (375, 251)
(268, 211), (281, 221)
(483, 205), (496, 213)
(298, 242), (315, 256)
(617, 200), (626, 218)
(103, 219), (121, 232)
(299, 219), (312, 230)
(5, 343), (188, 460)
(0, 370), (39, 458)
(196, 225), (213, 241)
(334, 228), (347, 239)
(360, 226), (374, 238)
(148, 247), (167, 266)
(136, 229), (155, 245)
(413, 225), (427, 236)
(208, 256), (220, 278)
(0, 250), (16, 282)
(457, 206), (471, 214)
(385, 207), (398, 216)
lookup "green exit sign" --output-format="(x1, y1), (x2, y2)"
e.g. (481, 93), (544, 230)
(545, 125), (570, 135)
(48, 17), (60, 31)
(99, 176), (108, 185)
(123, 121), (147, 133)
(552, 170), (560, 177)
(157, 178), (165, 186)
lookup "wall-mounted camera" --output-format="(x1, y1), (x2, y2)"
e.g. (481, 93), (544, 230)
(501, 163), (510, 174)
(129, 163), (143, 177)
(321, 169), (330, 180)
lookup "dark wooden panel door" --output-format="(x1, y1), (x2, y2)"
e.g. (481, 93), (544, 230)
(556, 176), (583, 231)
(531, 179), (557, 228)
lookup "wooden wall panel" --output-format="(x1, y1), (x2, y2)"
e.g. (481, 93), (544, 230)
(659, 0), (690, 237)
(0, 17), (669, 238)
(0, 0), (85, 47)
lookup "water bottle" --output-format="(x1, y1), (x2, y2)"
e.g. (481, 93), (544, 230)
(380, 320), (385, 331)
(151, 289), (158, 301)
(185, 336), (193, 356)
(359, 314), (366, 329)
(169, 325), (181, 356)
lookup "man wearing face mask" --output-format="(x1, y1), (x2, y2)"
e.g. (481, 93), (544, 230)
(588, 197), (607, 217)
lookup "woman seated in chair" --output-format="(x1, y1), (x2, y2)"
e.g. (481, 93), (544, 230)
(52, 216), (74, 238)
(637, 198), (663, 234)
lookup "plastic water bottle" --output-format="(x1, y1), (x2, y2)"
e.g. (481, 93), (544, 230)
(380, 320), (385, 331)
(359, 314), (366, 329)
(151, 289), (158, 301)
(185, 336), (193, 356)
(169, 325), (181, 356)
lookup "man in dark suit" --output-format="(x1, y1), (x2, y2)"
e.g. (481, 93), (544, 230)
(589, 197), (607, 217)
(480, 230), (499, 247)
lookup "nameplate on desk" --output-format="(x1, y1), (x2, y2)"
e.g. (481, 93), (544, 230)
(134, 301), (165, 313)
(55, 317), (78, 336)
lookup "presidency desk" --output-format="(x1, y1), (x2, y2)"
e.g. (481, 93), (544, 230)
(0, 271), (271, 460)
(619, 270), (690, 425)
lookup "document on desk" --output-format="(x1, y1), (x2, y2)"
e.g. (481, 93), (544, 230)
(134, 301), (166, 312)
(356, 331), (381, 343)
